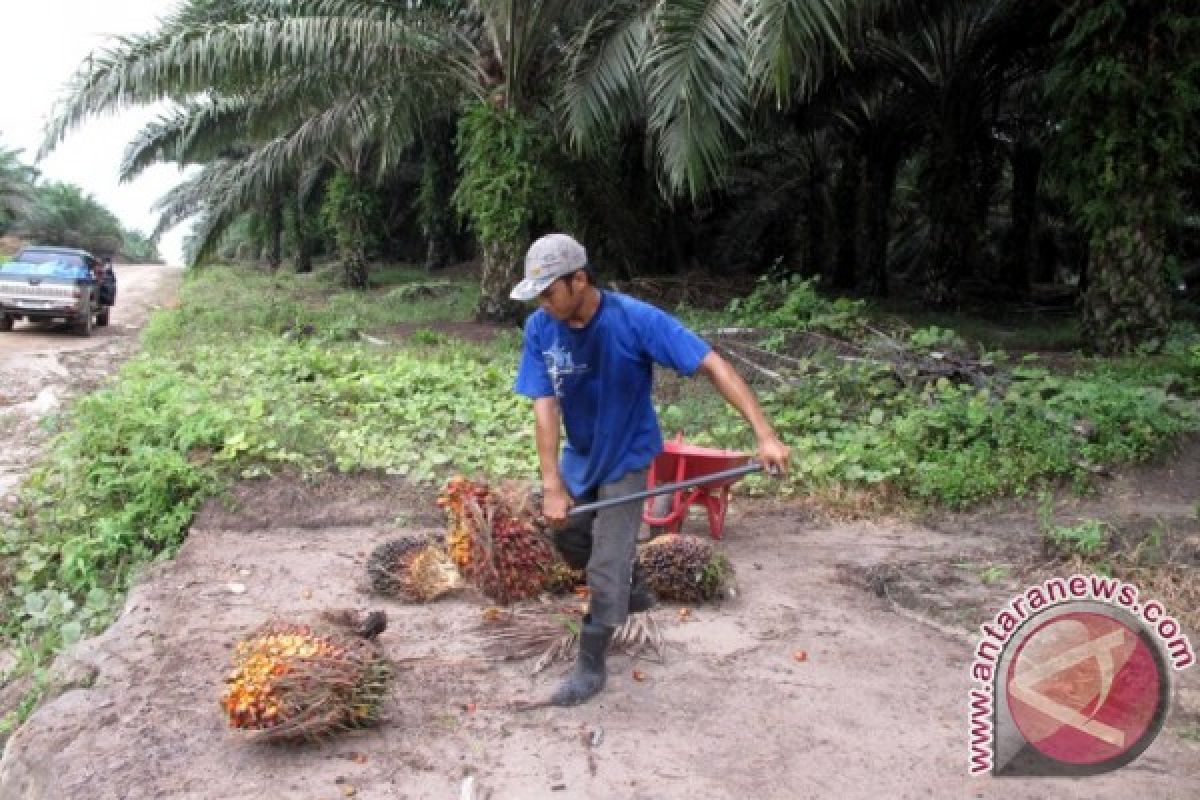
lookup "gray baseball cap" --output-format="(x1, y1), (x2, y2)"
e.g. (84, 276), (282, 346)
(510, 233), (588, 301)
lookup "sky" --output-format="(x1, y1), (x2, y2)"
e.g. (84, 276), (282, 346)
(0, 1), (190, 265)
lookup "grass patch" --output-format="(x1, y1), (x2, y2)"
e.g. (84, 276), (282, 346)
(875, 309), (1083, 352)
(142, 264), (478, 348)
(1, 265), (519, 675)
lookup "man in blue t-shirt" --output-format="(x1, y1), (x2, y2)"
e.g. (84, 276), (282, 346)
(512, 233), (790, 706)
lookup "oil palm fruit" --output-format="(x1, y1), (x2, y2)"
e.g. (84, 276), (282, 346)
(367, 536), (463, 602)
(635, 534), (733, 603)
(366, 536), (428, 593)
(220, 620), (391, 742)
(436, 476), (560, 604)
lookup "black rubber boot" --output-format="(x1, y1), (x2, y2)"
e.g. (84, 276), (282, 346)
(550, 620), (613, 706)
(628, 565), (657, 613)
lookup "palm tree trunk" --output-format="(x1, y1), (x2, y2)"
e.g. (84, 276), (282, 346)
(265, 199), (283, 271)
(1004, 144), (1041, 295)
(340, 191), (369, 288)
(974, 148), (1002, 285)
(476, 239), (524, 323)
(338, 205), (369, 289)
(831, 152), (860, 290)
(292, 195), (314, 274)
(804, 168), (828, 279)
(861, 149), (899, 297)
(419, 122), (459, 272)
(924, 152), (976, 306)
(343, 241), (368, 288)
(1082, 223), (1171, 354)
(328, 171), (372, 289)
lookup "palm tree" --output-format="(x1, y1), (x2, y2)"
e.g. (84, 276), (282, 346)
(844, 0), (1058, 305)
(0, 139), (37, 233)
(20, 183), (125, 255)
(44, 0), (472, 288)
(1047, 0), (1199, 353)
(993, 73), (1052, 296)
(559, 0), (862, 200)
(568, 0), (1055, 307)
(45, 0), (873, 315)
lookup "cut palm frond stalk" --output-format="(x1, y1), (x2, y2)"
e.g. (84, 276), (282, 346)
(475, 602), (664, 674)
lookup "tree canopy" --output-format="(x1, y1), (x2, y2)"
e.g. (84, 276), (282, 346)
(0, 134), (160, 262)
(41, 0), (1200, 349)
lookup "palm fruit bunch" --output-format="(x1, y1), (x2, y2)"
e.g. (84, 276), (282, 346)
(220, 620), (391, 742)
(437, 475), (561, 604)
(367, 535), (463, 602)
(543, 561), (586, 594)
(636, 534), (733, 603)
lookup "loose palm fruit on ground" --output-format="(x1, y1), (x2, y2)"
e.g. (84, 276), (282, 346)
(636, 534), (733, 603)
(219, 620), (391, 742)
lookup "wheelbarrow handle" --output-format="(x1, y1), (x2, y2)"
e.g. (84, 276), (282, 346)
(567, 462), (764, 517)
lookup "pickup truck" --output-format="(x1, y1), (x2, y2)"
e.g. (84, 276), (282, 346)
(0, 246), (117, 336)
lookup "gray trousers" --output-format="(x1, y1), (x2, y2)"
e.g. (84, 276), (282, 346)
(553, 469), (647, 628)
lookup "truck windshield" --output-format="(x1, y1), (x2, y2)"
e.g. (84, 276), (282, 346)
(14, 251), (87, 268)
(1, 258), (91, 280)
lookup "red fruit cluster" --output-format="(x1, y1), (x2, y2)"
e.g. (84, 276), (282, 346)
(437, 476), (558, 604)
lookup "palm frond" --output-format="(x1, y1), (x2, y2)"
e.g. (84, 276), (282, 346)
(645, 0), (751, 198)
(121, 98), (253, 182)
(150, 164), (231, 240)
(558, 5), (649, 153)
(153, 82), (415, 263)
(42, 9), (472, 159)
(748, 0), (859, 105)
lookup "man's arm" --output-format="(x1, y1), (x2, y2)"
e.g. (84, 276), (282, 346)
(695, 350), (790, 474)
(533, 396), (572, 524)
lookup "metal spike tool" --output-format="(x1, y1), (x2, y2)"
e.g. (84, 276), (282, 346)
(567, 462), (765, 517)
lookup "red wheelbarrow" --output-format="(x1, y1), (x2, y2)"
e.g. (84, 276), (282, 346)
(565, 437), (761, 539)
(642, 436), (755, 539)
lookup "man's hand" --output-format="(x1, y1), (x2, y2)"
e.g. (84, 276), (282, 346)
(757, 432), (790, 477)
(542, 483), (573, 528)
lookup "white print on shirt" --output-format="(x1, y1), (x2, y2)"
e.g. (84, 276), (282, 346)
(543, 342), (589, 398)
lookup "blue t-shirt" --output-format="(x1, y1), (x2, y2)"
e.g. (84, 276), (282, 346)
(514, 291), (711, 497)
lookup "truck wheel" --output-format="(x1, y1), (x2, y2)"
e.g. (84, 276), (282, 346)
(0, 314), (12, 332)
(97, 308), (110, 327)
(74, 307), (94, 336)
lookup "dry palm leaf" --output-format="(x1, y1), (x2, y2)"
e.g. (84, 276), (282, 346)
(476, 604), (664, 675)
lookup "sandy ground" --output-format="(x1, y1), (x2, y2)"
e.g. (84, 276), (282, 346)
(0, 265), (1196, 798)
(0, 474), (1195, 799)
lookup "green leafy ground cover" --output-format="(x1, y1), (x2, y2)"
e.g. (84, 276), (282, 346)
(677, 277), (1199, 508)
(1, 265), (1197, 728)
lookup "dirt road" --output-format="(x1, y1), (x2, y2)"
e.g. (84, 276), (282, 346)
(0, 263), (183, 498)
